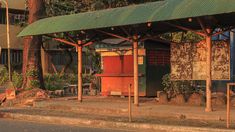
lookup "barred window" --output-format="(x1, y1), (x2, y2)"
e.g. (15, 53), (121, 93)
(0, 49), (23, 65)
(147, 50), (170, 66)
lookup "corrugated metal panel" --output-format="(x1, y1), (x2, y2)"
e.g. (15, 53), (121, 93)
(19, 0), (235, 37)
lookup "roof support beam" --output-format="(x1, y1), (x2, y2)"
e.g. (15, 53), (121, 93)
(96, 30), (131, 42)
(219, 33), (230, 39)
(212, 27), (234, 36)
(140, 36), (171, 44)
(65, 33), (77, 44)
(120, 27), (131, 38)
(53, 38), (78, 47)
(164, 22), (207, 37)
(197, 18), (210, 36)
(82, 41), (93, 47)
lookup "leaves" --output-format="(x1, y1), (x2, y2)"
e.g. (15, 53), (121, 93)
(12, 71), (23, 88)
(45, 0), (160, 16)
(0, 66), (8, 86)
(160, 31), (204, 43)
(162, 73), (196, 98)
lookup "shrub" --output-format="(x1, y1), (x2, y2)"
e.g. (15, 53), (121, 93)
(66, 74), (77, 84)
(26, 69), (38, 77)
(0, 66), (8, 86)
(30, 80), (40, 88)
(162, 74), (196, 98)
(44, 73), (65, 91)
(12, 71), (23, 88)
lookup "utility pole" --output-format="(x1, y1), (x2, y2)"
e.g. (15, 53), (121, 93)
(0, 0), (11, 81)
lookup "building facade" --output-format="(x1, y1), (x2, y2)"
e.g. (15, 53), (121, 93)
(0, 0), (25, 70)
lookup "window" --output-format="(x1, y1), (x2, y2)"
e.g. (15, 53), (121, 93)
(9, 13), (25, 25)
(0, 10), (6, 24)
(0, 49), (23, 65)
(147, 49), (170, 66)
(0, 9), (26, 25)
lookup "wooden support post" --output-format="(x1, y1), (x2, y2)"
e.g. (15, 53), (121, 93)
(129, 84), (132, 122)
(133, 35), (139, 106)
(227, 83), (231, 128)
(78, 40), (83, 102)
(205, 29), (212, 112)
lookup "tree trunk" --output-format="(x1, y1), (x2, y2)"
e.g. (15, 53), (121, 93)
(22, 0), (45, 90)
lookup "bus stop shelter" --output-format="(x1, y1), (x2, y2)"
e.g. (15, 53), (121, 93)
(18, 0), (235, 112)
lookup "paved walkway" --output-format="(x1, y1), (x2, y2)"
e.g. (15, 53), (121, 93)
(34, 96), (235, 121)
(1, 96), (235, 130)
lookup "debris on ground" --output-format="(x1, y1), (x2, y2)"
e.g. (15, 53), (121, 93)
(1, 88), (50, 107)
(5, 88), (16, 100)
(0, 93), (6, 105)
(187, 93), (203, 106)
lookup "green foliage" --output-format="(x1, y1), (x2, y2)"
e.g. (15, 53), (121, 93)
(12, 71), (23, 88)
(45, 0), (160, 16)
(26, 69), (38, 78)
(160, 31), (204, 43)
(25, 69), (40, 88)
(82, 74), (99, 90)
(44, 73), (64, 91)
(30, 80), (40, 88)
(82, 74), (93, 83)
(162, 74), (196, 98)
(66, 74), (78, 84)
(0, 66), (8, 86)
(44, 73), (78, 91)
(84, 48), (102, 74)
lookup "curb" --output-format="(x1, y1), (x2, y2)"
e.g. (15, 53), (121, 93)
(35, 104), (228, 122)
(0, 112), (233, 132)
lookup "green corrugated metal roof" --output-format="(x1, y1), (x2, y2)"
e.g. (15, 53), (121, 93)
(18, 0), (235, 37)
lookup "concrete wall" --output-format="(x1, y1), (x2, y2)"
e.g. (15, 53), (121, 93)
(0, 24), (23, 49)
(1, 0), (25, 10)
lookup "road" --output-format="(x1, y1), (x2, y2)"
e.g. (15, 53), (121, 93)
(0, 119), (135, 132)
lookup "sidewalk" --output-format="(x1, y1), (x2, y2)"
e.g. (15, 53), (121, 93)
(34, 96), (235, 121)
(0, 96), (235, 131)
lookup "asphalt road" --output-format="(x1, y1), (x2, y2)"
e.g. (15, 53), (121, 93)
(0, 119), (135, 132)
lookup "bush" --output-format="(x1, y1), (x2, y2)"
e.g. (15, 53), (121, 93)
(44, 73), (77, 90)
(30, 80), (40, 88)
(162, 74), (196, 98)
(26, 69), (38, 77)
(0, 66), (8, 86)
(66, 74), (77, 84)
(44, 73), (64, 91)
(12, 71), (23, 88)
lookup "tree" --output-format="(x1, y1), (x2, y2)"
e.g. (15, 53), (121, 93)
(22, 0), (45, 90)
(45, 0), (159, 16)
(160, 31), (203, 43)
